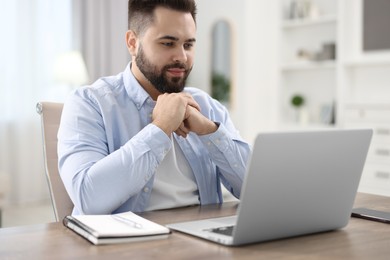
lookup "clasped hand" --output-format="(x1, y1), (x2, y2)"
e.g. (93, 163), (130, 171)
(152, 93), (218, 138)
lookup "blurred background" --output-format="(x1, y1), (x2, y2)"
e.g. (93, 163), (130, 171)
(1, 0), (389, 227)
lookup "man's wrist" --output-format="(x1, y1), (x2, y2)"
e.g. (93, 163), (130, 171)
(200, 120), (218, 135)
(152, 121), (172, 137)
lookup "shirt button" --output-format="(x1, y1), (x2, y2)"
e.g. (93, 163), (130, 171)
(207, 141), (211, 146)
(143, 187), (149, 193)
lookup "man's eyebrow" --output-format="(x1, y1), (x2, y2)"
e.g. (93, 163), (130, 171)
(158, 35), (196, 43)
(186, 38), (196, 43)
(158, 35), (179, 41)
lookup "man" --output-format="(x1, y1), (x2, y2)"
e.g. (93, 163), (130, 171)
(58, 0), (250, 215)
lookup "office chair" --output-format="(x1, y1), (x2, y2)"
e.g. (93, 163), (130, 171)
(36, 102), (73, 222)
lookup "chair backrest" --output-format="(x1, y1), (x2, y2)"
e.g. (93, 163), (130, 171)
(36, 102), (73, 222)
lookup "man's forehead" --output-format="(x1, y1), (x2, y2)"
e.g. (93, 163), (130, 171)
(145, 7), (196, 41)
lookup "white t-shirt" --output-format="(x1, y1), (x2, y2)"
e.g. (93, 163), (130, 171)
(145, 136), (200, 211)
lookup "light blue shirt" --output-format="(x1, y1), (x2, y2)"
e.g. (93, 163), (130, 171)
(58, 63), (250, 215)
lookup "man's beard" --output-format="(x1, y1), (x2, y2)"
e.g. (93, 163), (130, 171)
(135, 44), (192, 93)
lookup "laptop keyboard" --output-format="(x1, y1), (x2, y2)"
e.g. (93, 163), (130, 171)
(205, 225), (235, 236)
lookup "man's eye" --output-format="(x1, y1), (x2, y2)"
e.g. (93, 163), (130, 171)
(161, 42), (173, 47)
(184, 43), (194, 49)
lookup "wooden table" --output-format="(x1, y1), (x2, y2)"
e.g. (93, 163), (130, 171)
(1, 193), (390, 259)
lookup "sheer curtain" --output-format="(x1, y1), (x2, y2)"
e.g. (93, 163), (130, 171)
(0, 1), (72, 204)
(72, 0), (129, 81)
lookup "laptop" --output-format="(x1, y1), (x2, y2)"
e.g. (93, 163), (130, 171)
(166, 129), (373, 246)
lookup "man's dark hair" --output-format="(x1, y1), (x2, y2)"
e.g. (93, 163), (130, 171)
(128, 0), (197, 35)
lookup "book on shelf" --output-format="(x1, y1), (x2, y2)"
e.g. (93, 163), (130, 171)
(63, 211), (171, 245)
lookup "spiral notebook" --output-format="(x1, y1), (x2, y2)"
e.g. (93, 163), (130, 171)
(64, 211), (170, 245)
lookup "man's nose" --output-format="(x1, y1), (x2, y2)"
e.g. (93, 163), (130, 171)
(172, 46), (187, 63)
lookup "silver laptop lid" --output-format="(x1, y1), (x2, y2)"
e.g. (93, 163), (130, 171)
(232, 129), (373, 245)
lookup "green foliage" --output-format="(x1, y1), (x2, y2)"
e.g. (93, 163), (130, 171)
(211, 72), (230, 103)
(291, 94), (305, 108)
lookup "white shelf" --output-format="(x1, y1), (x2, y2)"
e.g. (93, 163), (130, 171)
(278, 0), (338, 130)
(345, 103), (390, 110)
(282, 14), (337, 29)
(344, 59), (390, 68)
(281, 60), (336, 71)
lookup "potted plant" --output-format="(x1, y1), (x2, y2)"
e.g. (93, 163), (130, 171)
(211, 72), (230, 105)
(290, 94), (308, 124)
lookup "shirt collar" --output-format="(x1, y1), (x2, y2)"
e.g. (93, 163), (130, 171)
(123, 62), (153, 110)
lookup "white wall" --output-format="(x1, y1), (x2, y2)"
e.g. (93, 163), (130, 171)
(194, 0), (279, 143)
(72, 0), (129, 82)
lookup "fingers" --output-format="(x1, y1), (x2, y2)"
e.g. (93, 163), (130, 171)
(152, 92), (200, 137)
(174, 129), (187, 138)
(182, 92), (200, 111)
(152, 93), (191, 136)
(175, 122), (190, 138)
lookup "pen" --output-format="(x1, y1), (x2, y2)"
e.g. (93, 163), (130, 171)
(112, 215), (143, 229)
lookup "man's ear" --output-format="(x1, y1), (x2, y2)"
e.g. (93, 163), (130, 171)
(125, 30), (138, 56)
